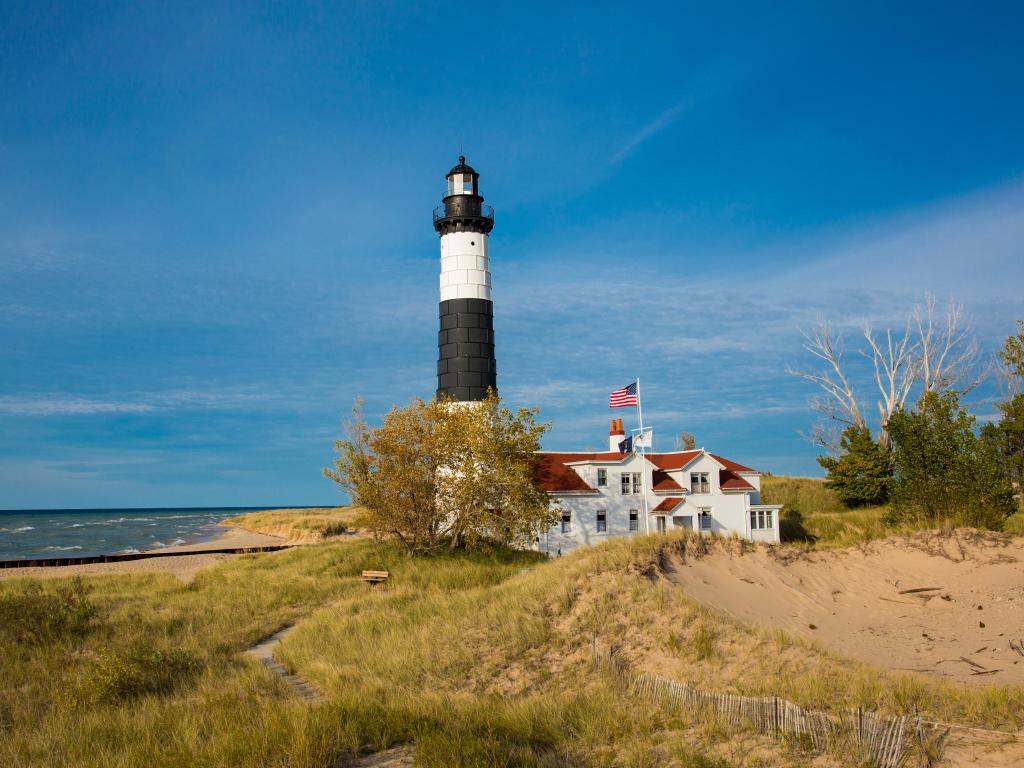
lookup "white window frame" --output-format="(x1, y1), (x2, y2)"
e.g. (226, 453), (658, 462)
(621, 472), (642, 495)
(690, 472), (710, 494)
(561, 509), (572, 534)
(628, 509), (639, 531)
(698, 507), (712, 530)
(597, 468), (607, 487)
(750, 509), (773, 531)
(596, 509), (607, 533)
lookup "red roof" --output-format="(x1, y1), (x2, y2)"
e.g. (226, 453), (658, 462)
(719, 469), (756, 491)
(646, 451), (702, 470)
(654, 497), (685, 512)
(533, 450), (760, 494)
(711, 454), (757, 473)
(533, 454), (596, 492)
(651, 469), (683, 492)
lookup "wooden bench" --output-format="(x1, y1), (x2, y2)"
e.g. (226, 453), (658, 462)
(361, 569), (390, 584)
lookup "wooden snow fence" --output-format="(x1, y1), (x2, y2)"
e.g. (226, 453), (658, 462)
(593, 642), (923, 768)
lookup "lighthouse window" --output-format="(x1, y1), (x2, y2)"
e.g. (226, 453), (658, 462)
(463, 175), (473, 192)
(447, 177), (454, 195)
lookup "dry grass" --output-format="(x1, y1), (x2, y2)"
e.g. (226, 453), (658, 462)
(1, 532), (1020, 767)
(225, 505), (366, 542)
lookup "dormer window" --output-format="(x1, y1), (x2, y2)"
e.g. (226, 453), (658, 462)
(690, 472), (710, 494)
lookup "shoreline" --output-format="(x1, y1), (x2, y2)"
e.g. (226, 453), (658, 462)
(0, 525), (291, 582)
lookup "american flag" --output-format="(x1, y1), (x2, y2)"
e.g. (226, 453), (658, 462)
(609, 381), (638, 408)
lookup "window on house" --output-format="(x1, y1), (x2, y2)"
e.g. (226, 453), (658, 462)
(596, 510), (607, 532)
(698, 508), (712, 530)
(690, 472), (710, 494)
(632, 473), (642, 494)
(597, 468), (607, 487)
(621, 472), (642, 495)
(750, 509), (774, 530)
(629, 509), (638, 531)
(561, 510), (572, 533)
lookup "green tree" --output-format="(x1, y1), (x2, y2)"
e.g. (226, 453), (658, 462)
(1000, 319), (1024, 381)
(981, 395), (1024, 494)
(816, 426), (891, 507)
(324, 392), (556, 554)
(886, 391), (1016, 530)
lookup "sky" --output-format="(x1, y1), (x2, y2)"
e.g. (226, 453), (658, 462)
(2, 2), (1023, 508)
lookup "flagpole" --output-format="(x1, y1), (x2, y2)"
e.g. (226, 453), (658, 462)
(636, 378), (650, 535)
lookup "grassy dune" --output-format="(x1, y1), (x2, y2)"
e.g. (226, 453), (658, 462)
(761, 476), (1024, 545)
(2, 531), (1022, 767)
(224, 505), (366, 542)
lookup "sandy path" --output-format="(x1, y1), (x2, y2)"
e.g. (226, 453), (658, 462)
(667, 530), (1024, 686)
(0, 527), (289, 582)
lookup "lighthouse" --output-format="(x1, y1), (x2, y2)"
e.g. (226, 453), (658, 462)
(433, 157), (497, 401)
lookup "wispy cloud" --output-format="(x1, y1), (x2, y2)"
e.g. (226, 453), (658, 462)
(609, 98), (693, 165)
(0, 397), (156, 416)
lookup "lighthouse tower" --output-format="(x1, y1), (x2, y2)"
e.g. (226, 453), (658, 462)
(433, 157), (496, 401)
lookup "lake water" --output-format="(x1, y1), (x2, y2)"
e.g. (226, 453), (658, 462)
(0, 507), (292, 561)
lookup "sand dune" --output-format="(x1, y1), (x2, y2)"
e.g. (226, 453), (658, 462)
(667, 529), (1024, 686)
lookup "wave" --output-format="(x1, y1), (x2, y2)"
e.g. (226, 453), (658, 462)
(0, 526), (35, 533)
(43, 545), (83, 551)
(116, 548), (141, 554)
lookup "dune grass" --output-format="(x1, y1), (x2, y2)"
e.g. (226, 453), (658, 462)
(224, 505), (366, 541)
(1, 532), (1021, 767)
(762, 476), (898, 547)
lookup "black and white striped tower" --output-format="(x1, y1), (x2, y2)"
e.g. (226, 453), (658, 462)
(433, 157), (496, 401)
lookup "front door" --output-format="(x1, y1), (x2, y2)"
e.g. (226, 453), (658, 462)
(656, 516), (666, 533)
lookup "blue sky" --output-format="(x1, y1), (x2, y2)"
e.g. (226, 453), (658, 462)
(2, 2), (1023, 508)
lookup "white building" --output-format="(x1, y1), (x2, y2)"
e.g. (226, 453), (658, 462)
(534, 420), (782, 555)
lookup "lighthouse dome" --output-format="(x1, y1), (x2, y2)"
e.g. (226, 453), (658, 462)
(446, 156), (478, 178)
(445, 155), (480, 196)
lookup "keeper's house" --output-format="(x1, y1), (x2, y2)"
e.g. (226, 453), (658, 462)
(534, 420), (782, 555)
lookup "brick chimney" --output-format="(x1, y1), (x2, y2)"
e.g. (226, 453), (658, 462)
(608, 418), (625, 451)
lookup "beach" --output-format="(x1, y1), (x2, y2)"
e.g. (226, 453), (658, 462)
(0, 524), (289, 582)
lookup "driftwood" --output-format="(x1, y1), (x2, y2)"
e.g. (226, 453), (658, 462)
(897, 586), (943, 595)
(1009, 639), (1024, 657)
(958, 656), (986, 671)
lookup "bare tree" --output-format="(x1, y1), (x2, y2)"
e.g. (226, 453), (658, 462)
(676, 431), (696, 451)
(786, 321), (867, 451)
(790, 295), (984, 454)
(861, 322), (917, 446)
(913, 293), (983, 395)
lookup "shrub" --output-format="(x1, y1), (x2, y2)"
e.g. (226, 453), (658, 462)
(887, 392), (1017, 530)
(817, 427), (892, 507)
(79, 646), (203, 704)
(0, 577), (98, 644)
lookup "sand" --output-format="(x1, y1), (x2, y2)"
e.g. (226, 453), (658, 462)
(667, 529), (1024, 686)
(0, 525), (288, 583)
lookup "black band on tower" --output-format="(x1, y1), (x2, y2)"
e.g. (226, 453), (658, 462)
(437, 298), (496, 401)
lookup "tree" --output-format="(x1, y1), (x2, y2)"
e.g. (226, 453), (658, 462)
(816, 426), (891, 507)
(981, 395), (1024, 494)
(789, 294), (983, 451)
(886, 391), (1016, 530)
(676, 431), (696, 451)
(324, 392), (556, 554)
(982, 321), (1024, 496)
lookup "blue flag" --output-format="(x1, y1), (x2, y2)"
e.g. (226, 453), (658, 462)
(618, 435), (633, 454)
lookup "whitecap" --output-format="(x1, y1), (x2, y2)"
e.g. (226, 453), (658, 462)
(7, 526), (35, 533)
(169, 538), (186, 546)
(43, 545), (83, 551)
(117, 548), (141, 554)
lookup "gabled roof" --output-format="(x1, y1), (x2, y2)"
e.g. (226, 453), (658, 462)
(651, 469), (683, 492)
(719, 469), (756, 491)
(646, 450), (703, 471)
(711, 454), (757, 473)
(654, 497), (686, 512)
(533, 454), (597, 493)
